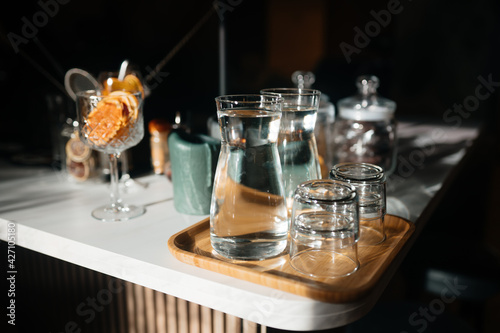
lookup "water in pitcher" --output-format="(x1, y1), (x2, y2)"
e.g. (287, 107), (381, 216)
(210, 109), (288, 260)
(279, 107), (321, 214)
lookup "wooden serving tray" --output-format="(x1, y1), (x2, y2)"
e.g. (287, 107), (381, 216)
(168, 214), (414, 303)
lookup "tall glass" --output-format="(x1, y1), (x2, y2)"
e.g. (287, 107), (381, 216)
(211, 95), (288, 260)
(260, 88), (322, 217)
(76, 90), (145, 221)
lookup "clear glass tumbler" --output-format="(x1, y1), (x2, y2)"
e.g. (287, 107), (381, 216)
(329, 162), (386, 245)
(260, 88), (322, 217)
(289, 179), (360, 278)
(211, 95), (288, 260)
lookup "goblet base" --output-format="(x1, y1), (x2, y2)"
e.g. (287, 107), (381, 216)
(92, 203), (145, 222)
(119, 174), (148, 193)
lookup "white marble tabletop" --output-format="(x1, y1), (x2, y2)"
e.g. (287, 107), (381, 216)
(0, 120), (480, 330)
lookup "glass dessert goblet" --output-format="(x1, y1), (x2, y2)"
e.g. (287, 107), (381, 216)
(98, 68), (148, 192)
(76, 90), (145, 221)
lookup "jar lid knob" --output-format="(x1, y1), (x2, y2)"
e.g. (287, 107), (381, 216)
(356, 75), (379, 95)
(291, 71), (316, 89)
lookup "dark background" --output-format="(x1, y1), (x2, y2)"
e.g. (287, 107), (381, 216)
(1, 0), (499, 171)
(1, 1), (500, 332)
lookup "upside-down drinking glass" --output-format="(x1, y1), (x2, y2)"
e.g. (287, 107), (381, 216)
(76, 90), (145, 221)
(289, 179), (360, 278)
(330, 162), (387, 245)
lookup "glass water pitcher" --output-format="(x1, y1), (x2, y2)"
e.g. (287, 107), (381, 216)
(211, 95), (288, 260)
(260, 88), (322, 217)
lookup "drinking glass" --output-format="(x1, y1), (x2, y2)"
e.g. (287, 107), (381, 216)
(76, 90), (145, 221)
(329, 162), (386, 245)
(260, 88), (322, 218)
(98, 69), (147, 191)
(211, 95), (288, 260)
(289, 179), (360, 277)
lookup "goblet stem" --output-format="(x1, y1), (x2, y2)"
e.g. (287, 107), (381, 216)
(119, 151), (148, 192)
(92, 151), (145, 221)
(109, 153), (122, 210)
(92, 153), (146, 222)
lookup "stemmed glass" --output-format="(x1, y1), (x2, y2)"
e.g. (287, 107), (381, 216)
(97, 63), (148, 192)
(76, 90), (145, 221)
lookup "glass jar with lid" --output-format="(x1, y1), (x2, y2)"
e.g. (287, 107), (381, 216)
(331, 75), (397, 175)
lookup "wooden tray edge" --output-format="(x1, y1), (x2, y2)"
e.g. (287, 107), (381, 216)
(167, 215), (415, 303)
